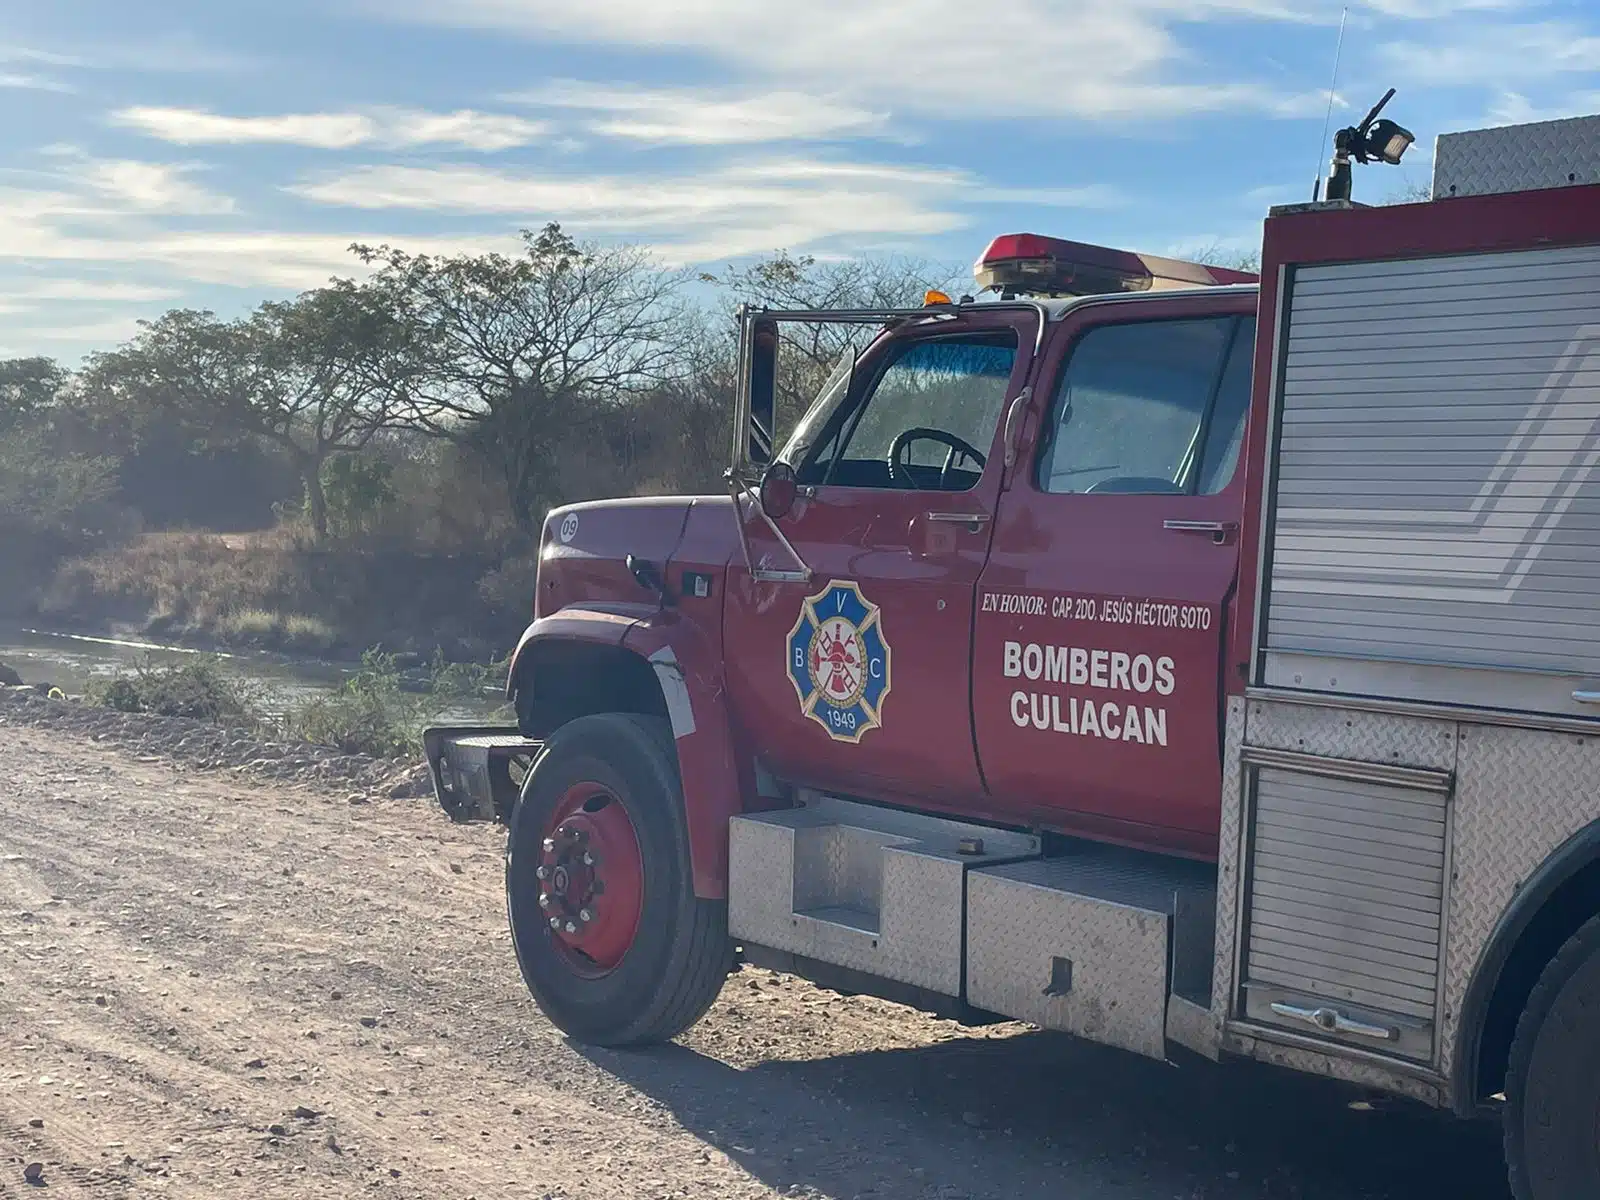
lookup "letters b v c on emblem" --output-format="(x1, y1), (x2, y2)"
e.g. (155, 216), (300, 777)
(785, 580), (892, 744)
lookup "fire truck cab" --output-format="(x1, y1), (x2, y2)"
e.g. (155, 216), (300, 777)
(426, 110), (1600, 1199)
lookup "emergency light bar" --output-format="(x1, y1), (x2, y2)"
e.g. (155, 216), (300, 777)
(974, 233), (1258, 299)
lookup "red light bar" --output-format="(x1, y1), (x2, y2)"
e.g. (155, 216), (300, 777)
(974, 233), (1258, 298)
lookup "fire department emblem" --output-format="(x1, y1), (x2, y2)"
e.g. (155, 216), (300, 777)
(786, 580), (891, 744)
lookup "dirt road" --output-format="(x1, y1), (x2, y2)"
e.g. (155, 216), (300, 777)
(1, 724), (1511, 1199)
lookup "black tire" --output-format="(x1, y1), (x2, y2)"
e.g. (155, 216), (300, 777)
(1504, 911), (1600, 1200)
(504, 712), (733, 1046)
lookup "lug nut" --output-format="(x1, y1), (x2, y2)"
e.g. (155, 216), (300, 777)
(535, 866), (548, 880)
(548, 916), (560, 929)
(541, 837), (555, 852)
(579, 908), (592, 922)
(538, 894), (550, 909)
(582, 852), (595, 866)
(564, 921), (577, 934)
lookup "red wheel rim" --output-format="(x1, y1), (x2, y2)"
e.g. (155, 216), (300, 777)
(535, 782), (644, 976)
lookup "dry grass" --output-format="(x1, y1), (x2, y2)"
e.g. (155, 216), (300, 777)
(44, 528), (511, 661)
(215, 607), (340, 654)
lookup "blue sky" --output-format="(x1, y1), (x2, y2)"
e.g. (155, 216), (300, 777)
(1, 0), (1597, 363)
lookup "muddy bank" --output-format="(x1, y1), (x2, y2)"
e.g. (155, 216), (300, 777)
(34, 531), (523, 663)
(0, 689), (431, 798)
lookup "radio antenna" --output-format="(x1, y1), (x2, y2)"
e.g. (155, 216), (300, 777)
(1312, 6), (1349, 201)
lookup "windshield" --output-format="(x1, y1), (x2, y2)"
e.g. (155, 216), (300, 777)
(776, 345), (858, 468)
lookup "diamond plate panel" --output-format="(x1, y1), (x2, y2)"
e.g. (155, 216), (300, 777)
(1221, 1027), (1443, 1106)
(728, 798), (1039, 997)
(1433, 113), (1600, 198)
(1245, 698), (1460, 770)
(1211, 695), (1247, 1039)
(967, 855), (1188, 1060)
(1440, 723), (1600, 1079)
(791, 823), (902, 916)
(1166, 995), (1218, 1061)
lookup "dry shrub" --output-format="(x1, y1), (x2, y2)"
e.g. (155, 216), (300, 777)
(89, 654), (260, 724)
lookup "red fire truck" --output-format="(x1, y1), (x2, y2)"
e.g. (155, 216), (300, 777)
(425, 106), (1600, 1198)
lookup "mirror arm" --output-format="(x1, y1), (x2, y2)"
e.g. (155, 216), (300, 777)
(729, 473), (812, 585)
(727, 468), (758, 577)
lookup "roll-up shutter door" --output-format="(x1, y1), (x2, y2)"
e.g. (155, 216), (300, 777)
(1263, 243), (1600, 715)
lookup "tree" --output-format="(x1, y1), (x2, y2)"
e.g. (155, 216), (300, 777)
(0, 356), (121, 540)
(702, 251), (960, 434)
(1188, 244), (1262, 275)
(1383, 178), (1434, 205)
(353, 223), (689, 534)
(0, 356), (67, 436)
(81, 280), (416, 540)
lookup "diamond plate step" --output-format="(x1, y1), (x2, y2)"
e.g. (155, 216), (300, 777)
(728, 793), (1039, 997)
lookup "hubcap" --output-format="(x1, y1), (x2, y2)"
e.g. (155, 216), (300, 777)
(536, 782), (643, 974)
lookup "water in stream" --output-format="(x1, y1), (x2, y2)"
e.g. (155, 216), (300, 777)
(0, 625), (504, 722)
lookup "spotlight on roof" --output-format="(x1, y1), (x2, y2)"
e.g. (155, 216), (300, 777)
(1323, 87), (1415, 203)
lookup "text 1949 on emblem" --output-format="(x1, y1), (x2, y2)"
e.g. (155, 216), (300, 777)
(786, 580), (891, 743)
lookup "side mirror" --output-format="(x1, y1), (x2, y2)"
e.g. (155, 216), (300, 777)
(742, 316), (779, 470)
(758, 460), (798, 521)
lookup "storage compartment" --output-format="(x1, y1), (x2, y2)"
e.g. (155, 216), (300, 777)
(1259, 243), (1600, 718)
(966, 846), (1216, 1060)
(1239, 755), (1450, 1063)
(727, 794), (1038, 996)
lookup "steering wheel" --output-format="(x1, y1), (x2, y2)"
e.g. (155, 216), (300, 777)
(888, 427), (988, 490)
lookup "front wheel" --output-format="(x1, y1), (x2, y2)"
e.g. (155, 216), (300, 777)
(1504, 912), (1600, 1199)
(505, 713), (733, 1045)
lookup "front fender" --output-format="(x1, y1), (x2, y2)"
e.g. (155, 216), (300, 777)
(506, 605), (748, 900)
(621, 613), (747, 900)
(504, 606), (647, 701)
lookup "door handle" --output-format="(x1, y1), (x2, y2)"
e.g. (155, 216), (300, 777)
(1269, 1002), (1397, 1043)
(1001, 386), (1033, 469)
(1573, 690), (1600, 704)
(925, 512), (992, 525)
(1164, 519), (1238, 544)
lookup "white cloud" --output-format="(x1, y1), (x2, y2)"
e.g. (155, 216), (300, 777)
(381, 0), (1341, 121)
(1484, 90), (1600, 127)
(0, 216), (517, 292)
(1381, 21), (1600, 87)
(0, 34), (250, 79)
(70, 159), (236, 216)
(0, 316), (148, 354)
(110, 105), (550, 152)
(0, 278), (179, 303)
(0, 46), (87, 68)
(509, 81), (890, 144)
(1362, 0), (1524, 15)
(0, 71), (73, 92)
(0, 162), (514, 308)
(289, 155), (1121, 263)
(112, 107), (375, 150)
(374, 108), (548, 151)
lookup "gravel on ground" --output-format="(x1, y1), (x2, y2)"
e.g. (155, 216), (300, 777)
(0, 705), (1511, 1199)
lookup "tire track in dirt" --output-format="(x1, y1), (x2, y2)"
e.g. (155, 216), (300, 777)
(2, 724), (1515, 1200)
(0, 737), (795, 1198)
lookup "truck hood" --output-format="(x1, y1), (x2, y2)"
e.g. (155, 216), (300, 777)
(537, 494), (735, 619)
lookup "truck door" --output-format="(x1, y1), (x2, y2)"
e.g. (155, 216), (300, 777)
(972, 297), (1257, 856)
(724, 308), (1038, 810)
